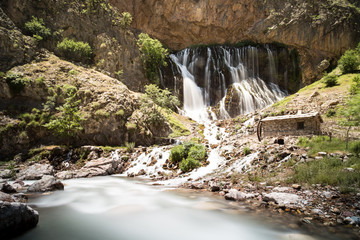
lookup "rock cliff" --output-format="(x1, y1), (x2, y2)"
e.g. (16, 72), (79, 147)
(109, 0), (360, 84)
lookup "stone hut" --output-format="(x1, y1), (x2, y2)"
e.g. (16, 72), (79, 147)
(257, 112), (323, 140)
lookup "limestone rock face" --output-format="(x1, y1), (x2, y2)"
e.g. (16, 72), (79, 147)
(0, 8), (36, 72)
(110, 0), (360, 84)
(0, 201), (39, 238)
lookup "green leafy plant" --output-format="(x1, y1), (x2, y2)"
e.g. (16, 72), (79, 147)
(137, 33), (168, 84)
(179, 157), (200, 172)
(120, 12), (132, 28)
(169, 145), (185, 164)
(169, 141), (207, 172)
(44, 87), (84, 146)
(338, 49), (360, 74)
(24, 16), (51, 41)
(125, 141), (135, 152)
(351, 141), (360, 157)
(57, 38), (93, 62)
(326, 109), (336, 117)
(322, 74), (338, 87)
(144, 84), (180, 112)
(350, 76), (360, 95)
(5, 73), (30, 94)
(243, 147), (251, 156)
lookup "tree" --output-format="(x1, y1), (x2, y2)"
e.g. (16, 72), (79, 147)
(338, 49), (360, 74)
(144, 84), (180, 112)
(338, 94), (360, 149)
(44, 88), (84, 146)
(137, 33), (168, 84)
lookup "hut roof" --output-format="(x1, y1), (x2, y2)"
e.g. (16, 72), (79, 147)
(261, 112), (323, 123)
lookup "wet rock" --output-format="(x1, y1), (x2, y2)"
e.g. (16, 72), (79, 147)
(225, 189), (255, 201)
(10, 180), (25, 191)
(11, 193), (28, 203)
(75, 157), (119, 178)
(136, 169), (146, 176)
(0, 169), (13, 179)
(190, 183), (204, 189)
(0, 202), (39, 239)
(0, 182), (17, 194)
(17, 163), (54, 180)
(209, 181), (221, 192)
(0, 192), (14, 202)
(27, 175), (64, 192)
(55, 171), (76, 180)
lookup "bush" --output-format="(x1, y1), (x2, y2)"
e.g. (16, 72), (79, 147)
(351, 141), (360, 157)
(170, 145), (185, 163)
(322, 74), (338, 87)
(144, 84), (180, 112)
(350, 76), (360, 95)
(57, 38), (93, 62)
(326, 109), (336, 117)
(120, 12), (132, 28)
(125, 142), (135, 152)
(188, 145), (207, 161)
(243, 147), (251, 156)
(24, 16), (51, 40)
(179, 157), (200, 172)
(5, 73), (29, 94)
(338, 49), (360, 74)
(137, 33), (168, 84)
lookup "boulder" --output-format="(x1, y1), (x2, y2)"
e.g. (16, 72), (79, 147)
(225, 189), (255, 201)
(263, 192), (304, 208)
(0, 202), (39, 238)
(0, 169), (13, 179)
(55, 171), (76, 180)
(17, 163), (54, 180)
(0, 192), (14, 202)
(75, 157), (119, 178)
(0, 182), (17, 194)
(27, 175), (64, 192)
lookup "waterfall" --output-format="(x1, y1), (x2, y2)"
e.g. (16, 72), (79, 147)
(167, 45), (291, 120)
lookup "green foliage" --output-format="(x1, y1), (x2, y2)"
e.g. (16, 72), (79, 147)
(338, 49), (360, 74)
(291, 157), (360, 192)
(326, 109), (336, 117)
(144, 84), (180, 112)
(120, 12), (132, 28)
(351, 141), (360, 157)
(170, 145), (185, 164)
(297, 136), (349, 156)
(35, 76), (45, 85)
(125, 141), (135, 152)
(5, 73), (29, 94)
(179, 157), (200, 172)
(57, 38), (93, 62)
(322, 74), (338, 87)
(169, 141), (207, 172)
(115, 109), (125, 117)
(44, 87), (84, 145)
(139, 95), (166, 125)
(24, 16), (51, 41)
(338, 94), (360, 148)
(243, 147), (251, 156)
(350, 76), (360, 95)
(95, 109), (110, 118)
(137, 33), (168, 84)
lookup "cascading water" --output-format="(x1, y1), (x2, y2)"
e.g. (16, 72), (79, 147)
(165, 45), (297, 120)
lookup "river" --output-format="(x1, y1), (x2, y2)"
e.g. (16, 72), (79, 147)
(14, 176), (355, 240)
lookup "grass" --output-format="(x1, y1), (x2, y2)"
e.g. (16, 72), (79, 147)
(162, 111), (191, 138)
(291, 157), (360, 193)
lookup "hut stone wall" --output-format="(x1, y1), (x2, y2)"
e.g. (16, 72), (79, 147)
(262, 117), (321, 137)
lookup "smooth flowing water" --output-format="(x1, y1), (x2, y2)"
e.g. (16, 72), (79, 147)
(14, 176), (344, 240)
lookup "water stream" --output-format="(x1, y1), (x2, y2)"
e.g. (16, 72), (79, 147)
(15, 176), (345, 240)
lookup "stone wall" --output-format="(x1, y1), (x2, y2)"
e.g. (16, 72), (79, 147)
(262, 117), (321, 137)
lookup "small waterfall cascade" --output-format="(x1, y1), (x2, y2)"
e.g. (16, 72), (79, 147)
(164, 45), (299, 120)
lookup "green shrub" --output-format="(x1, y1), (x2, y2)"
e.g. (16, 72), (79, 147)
(170, 145), (185, 163)
(120, 12), (132, 28)
(139, 96), (166, 125)
(137, 33), (168, 84)
(57, 38), (93, 62)
(350, 76), (360, 95)
(338, 49), (360, 74)
(188, 144), (207, 161)
(322, 74), (338, 87)
(243, 147), (251, 156)
(115, 109), (125, 117)
(144, 84), (180, 112)
(125, 141), (135, 152)
(5, 73), (29, 94)
(179, 157), (200, 172)
(95, 109), (110, 118)
(350, 141), (360, 157)
(326, 109), (336, 117)
(24, 16), (51, 40)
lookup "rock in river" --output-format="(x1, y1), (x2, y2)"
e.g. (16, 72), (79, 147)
(225, 189), (255, 201)
(17, 163), (54, 180)
(27, 175), (64, 192)
(0, 201), (39, 238)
